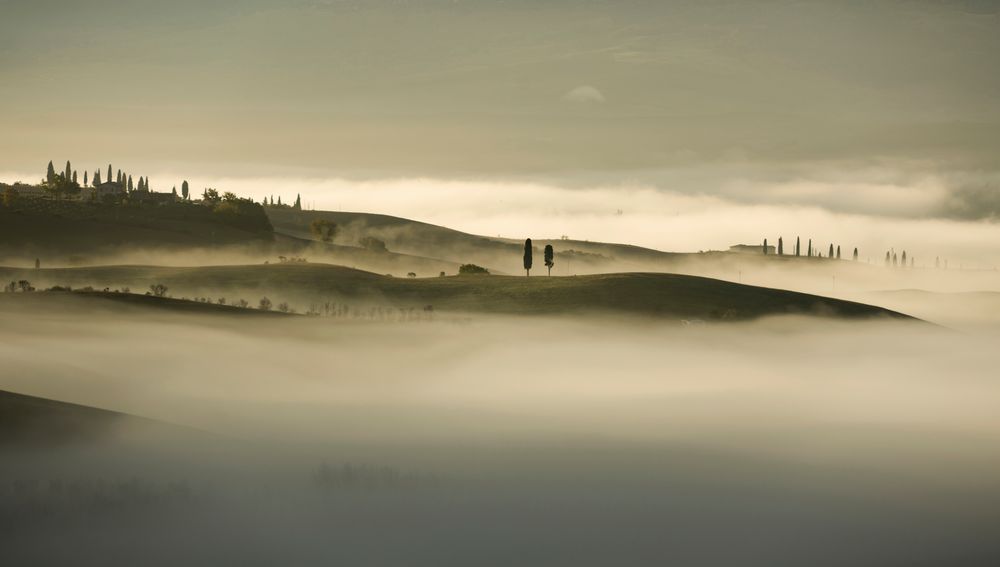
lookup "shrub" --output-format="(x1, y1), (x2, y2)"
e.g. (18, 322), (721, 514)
(310, 219), (338, 243)
(458, 264), (489, 275)
(359, 236), (387, 252)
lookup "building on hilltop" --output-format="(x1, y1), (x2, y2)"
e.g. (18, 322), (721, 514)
(85, 181), (126, 201)
(729, 243), (776, 255)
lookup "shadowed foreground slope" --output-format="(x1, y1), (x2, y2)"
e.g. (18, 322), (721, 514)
(0, 390), (154, 447)
(0, 264), (916, 321)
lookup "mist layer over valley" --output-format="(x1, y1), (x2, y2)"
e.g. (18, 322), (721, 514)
(3, 299), (1000, 565)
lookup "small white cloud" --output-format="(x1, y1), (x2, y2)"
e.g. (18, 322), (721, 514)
(563, 85), (605, 104)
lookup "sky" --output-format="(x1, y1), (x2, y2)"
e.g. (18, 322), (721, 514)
(1, 0), (999, 260)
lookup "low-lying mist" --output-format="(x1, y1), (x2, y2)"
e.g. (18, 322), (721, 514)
(3, 306), (1000, 565)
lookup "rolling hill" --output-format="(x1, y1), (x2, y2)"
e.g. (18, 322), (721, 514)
(0, 389), (179, 447)
(0, 263), (916, 321)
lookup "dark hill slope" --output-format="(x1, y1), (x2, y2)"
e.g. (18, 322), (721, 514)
(0, 389), (184, 447)
(0, 264), (916, 321)
(0, 199), (273, 258)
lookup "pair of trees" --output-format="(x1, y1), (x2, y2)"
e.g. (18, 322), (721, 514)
(4, 280), (34, 292)
(523, 239), (555, 276)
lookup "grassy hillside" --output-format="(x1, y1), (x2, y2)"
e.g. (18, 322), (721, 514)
(0, 290), (299, 317)
(0, 263), (916, 321)
(265, 207), (880, 278)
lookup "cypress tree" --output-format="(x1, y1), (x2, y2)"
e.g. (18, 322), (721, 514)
(901, 251), (907, 267)
(127, 175), (133, 192)
(523, 238), (533, 276)
(763, 238), (768, 255)
(72, 170), (77, 185)
(778, 237), (783, 255)
(46, 161), (56, 184)
(853, 247), (858, 261)
(108, 165), (113, 184)
(84, 170), (88, 187)
(544, 244), (554, 276)
(94, 170), (102, 185)
(65, 161), (72, 181)
(836, 245), (841, 259)
(278, 196), (282, 206)
(795, 236), (800, 257)
(294, 194), (302, 210)
(828, 243), (833, 258)
(808, 239), (812, 257)
(182, 180), (189, 200)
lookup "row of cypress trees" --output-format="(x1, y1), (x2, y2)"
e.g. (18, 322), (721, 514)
(764, 236), (859, 261)
(45, 160), (195, 200)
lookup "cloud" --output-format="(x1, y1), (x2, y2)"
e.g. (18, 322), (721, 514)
(563, 85), (605, 104)
(939, 183), (1000, 221)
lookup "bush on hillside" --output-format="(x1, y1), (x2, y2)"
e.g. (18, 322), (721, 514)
(359, 236), (387, 252)
(458, 264), (489, 275)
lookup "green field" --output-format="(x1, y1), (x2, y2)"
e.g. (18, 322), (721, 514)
(0, 263), (915, 321)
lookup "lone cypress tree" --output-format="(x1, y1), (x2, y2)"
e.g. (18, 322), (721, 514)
(182, 180), (189, 200)
(853, 247), (858, 261)
(763, 238), (768, 255)
(808, 239), (812, 257)
(777, 237), (783, 255)
(523, 238), (533, 277)
(544, 244), (554, 276)
(84, 170), (88, 187)
(46, 161), (56, 184)
(795, 236), (800, 256)
(294, 194), (302, 210)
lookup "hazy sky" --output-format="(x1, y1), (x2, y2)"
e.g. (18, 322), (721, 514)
(2, 0), (999, 252)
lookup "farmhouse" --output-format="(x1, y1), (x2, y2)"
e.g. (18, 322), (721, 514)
(729, 243), (776, 255)
(88, 181), (125, 200)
